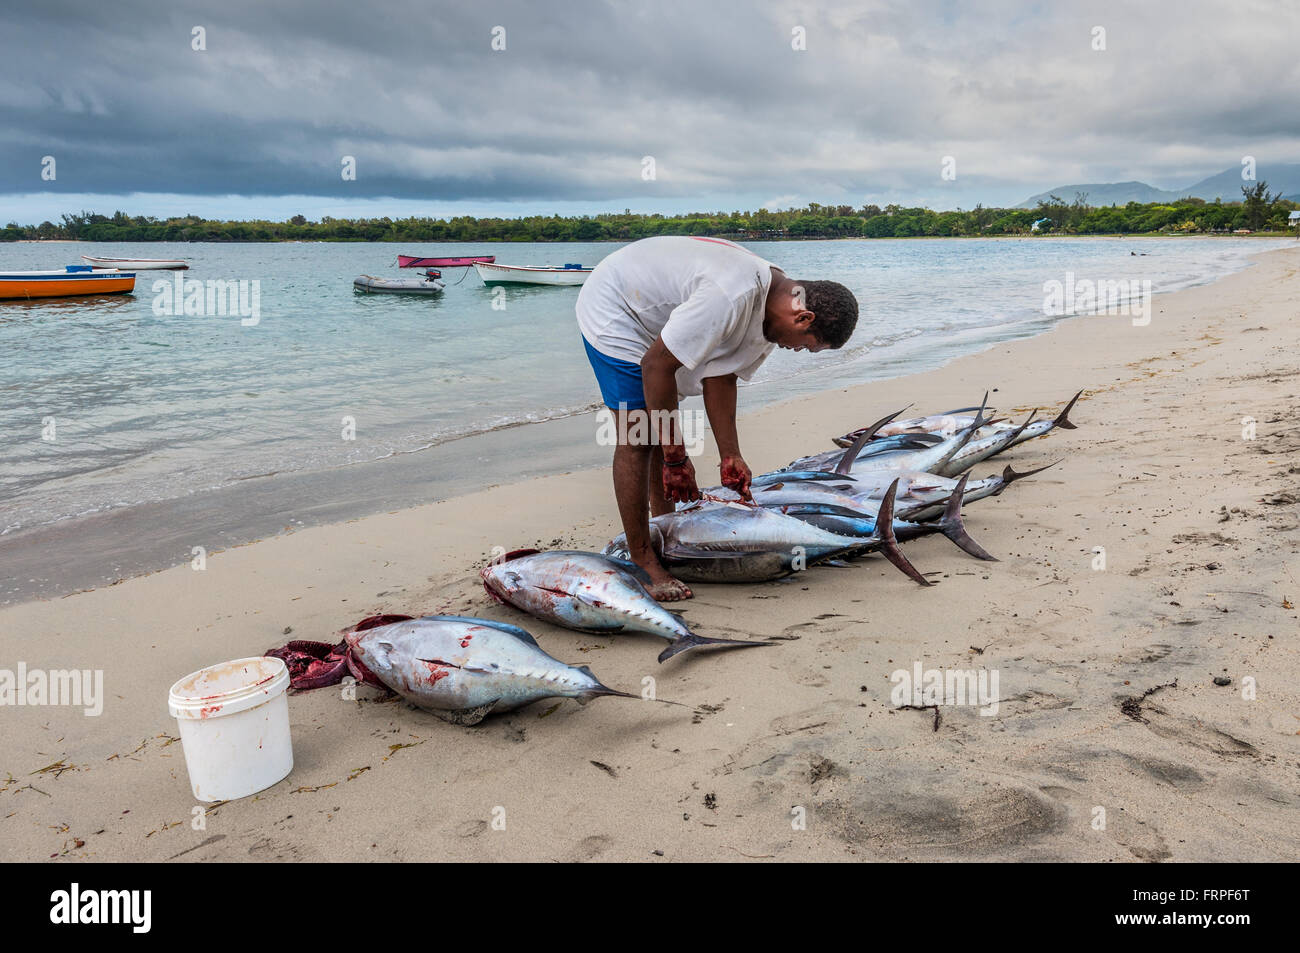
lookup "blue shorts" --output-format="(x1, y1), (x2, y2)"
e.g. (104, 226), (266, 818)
(582, 336), (647, 410)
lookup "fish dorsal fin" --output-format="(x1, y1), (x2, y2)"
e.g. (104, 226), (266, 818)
(600, 554), (651, 580)
(834, 406), (910, 475)
(501, 548), (543, 562)
(351, 613), (415, 632)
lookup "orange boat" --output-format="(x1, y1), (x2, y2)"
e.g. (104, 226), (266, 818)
(0, 265), (137, 300)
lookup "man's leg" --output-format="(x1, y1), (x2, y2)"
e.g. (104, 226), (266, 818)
(613, 408), (691, 601)
(647, 443), (673, 517)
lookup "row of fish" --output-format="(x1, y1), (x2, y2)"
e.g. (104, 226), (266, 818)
(271, 390), (1082, 726)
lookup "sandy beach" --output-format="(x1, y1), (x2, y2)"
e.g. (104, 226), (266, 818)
(3, 245), (1298, 863)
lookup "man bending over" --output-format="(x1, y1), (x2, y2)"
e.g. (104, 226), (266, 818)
(577, 235), (859, 601)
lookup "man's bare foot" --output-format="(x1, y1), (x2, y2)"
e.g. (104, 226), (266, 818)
(632, 555), (692, 601)
(646, 577), (693, 602)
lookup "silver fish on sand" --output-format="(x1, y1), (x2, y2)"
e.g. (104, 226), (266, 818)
(481, 549), (769, 662)
(345, 613), (635, 725)
(607, 479), (931, 586)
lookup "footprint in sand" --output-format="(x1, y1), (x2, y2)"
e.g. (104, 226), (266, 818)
(1115, 642), (1175, 665)
(1135, 705), (1258, 758)
(824, 786), (1064, 856)
(567, 833), (612, 862)
(1038, 784), (1173, 861)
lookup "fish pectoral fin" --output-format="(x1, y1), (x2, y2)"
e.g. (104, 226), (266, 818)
(426, 701), (499, 726)
(566, 587), (609, 610)
(529, 585), (625, 627)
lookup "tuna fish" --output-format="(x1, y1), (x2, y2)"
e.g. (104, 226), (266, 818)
(787, 433), (946, 472)
(933, 409), (1038, 477)
(754, 472), (997, 560)
(832, 390), (1081, 454)
(606, 479), (931, 586)
(880, 463), (1058, 521)
(481, 549), (769, 662)
(814, 396), (989, 478)
(344, 613), (637, 725)
(831, 404), (994, 446)
(995, 389), (1081, 450)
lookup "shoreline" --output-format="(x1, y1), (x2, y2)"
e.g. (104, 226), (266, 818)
(3, 245), (1298, 862)
(1, 240), (1282, 606)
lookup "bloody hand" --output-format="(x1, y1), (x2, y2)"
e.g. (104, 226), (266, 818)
(662, 456), (701, 504)
(720, 455), (753, 501)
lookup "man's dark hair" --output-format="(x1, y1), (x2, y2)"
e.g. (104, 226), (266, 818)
(802, 280), (859, 348)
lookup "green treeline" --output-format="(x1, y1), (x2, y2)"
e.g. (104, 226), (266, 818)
(5, 187), (1296, 243)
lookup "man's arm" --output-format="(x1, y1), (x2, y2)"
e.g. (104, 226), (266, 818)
(641, 337), (700, 503)
(702, 374), (752, 501)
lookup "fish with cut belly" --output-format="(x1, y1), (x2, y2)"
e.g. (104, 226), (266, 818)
(343, 614), (636, 724)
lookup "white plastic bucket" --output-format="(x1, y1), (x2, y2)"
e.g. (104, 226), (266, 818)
(168, 656), (293, 802)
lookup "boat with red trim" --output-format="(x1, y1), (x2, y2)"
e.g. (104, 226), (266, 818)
(397, 255), (495, 268)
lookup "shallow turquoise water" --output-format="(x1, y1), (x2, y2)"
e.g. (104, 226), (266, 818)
(0, 237), (1284, 534)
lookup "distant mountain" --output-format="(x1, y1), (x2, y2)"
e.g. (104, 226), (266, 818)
(1018, 163), (1300, 208)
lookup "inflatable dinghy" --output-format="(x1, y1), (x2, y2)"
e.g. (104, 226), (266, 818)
(353, 274), (446, 295)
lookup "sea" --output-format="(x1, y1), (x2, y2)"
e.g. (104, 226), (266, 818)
(0, 236), (1288, 600)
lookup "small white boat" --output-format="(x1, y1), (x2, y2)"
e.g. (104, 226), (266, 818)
(474, 262), (593, 286)
(353, 274), (446, 295)
(82, 255), (189, 270)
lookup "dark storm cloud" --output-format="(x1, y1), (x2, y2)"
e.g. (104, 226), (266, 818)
(2, 0), (1298, 208)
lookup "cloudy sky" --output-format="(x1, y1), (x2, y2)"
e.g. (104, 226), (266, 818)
(2, 0), (1297, 222)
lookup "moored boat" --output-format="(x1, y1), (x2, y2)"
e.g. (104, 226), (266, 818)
(0, 265), (136, 300)
(353, 274), (446, 295)
(81, 255), (189, 270)
(398, 254), (495, 268)
(473, 262), (593, 286)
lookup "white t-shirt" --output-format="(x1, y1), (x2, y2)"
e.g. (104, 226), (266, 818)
(576, 236), (777, 397)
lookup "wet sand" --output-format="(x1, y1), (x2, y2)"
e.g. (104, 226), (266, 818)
(3, 246), (1298, 862)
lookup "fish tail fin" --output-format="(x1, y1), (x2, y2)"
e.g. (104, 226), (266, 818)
(575, 666), (639, 704)
(873, 479), (932, 586)
(1001, 461), (1059, 485)
(575, 687), (640, 704)
(937, 473), (997, 561)
(577, 668), (693, 708)
(833, 406), (911, 475)
(1053, 389), (1083, 429)
(656, 633), (772, 664)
